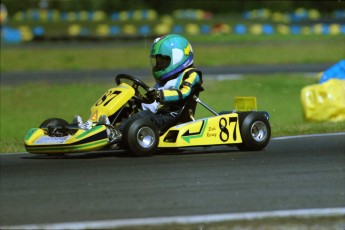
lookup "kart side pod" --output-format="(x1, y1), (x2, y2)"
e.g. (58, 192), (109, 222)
(158, 96), (271, 151)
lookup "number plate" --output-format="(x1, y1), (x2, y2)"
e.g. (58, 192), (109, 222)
(234, 97), (257, 111)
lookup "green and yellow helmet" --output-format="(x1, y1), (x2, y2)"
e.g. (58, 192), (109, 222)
(150, 34), (194, 82)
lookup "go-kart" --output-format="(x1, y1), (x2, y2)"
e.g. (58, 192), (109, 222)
(24, 74), (271, 156)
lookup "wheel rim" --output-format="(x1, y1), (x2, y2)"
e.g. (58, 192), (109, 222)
(137, 127), (155, 148)
(251, 121), (268, 142)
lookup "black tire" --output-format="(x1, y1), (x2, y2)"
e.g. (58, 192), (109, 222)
(237, 112), (271, 151)
(39, 118), (69, 128)
(122, 118), (159, 157)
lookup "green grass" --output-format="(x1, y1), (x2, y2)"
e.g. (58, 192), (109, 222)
(1, 35), (344, 153)
(1, 74), (344, 153)
(197, 74), (345, 136)
(1, 35), (344, 72)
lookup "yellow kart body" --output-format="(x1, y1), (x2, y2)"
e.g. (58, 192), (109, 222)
(24, 82), (135, 154)
(25, 125), (109, 154)
(159, 113), (242, 148)
(24, 75), (271, 156)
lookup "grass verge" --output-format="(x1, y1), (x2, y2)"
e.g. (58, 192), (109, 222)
(1, 35), (343, 72)
(1, 73), (344, 153)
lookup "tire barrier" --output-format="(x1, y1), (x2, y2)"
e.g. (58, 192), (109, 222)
(301, 79), (345, 122)
(243, 8), (345, 22)
(301, 60), (345, 122)
(319, 60), (345, 84)
(11, 9), (158, 22)
(1, 8), (344, 43)
(243, 8), (321, 22)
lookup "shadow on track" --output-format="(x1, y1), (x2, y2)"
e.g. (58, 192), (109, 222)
(21, 146), (241, 160)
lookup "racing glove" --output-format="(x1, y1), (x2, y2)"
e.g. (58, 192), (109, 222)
(146, 88), (160, 102)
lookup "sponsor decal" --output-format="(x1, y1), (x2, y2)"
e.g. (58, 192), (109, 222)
(181, 120), (207, 143)
(35, 135), (71, 144)
(154, 35), (165, 43)
(90, 110), (98, 121)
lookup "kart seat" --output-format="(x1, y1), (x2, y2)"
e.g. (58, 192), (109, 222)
(176, 84), (204, 123)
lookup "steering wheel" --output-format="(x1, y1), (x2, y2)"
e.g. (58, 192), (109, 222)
(115, 74), (153, 104)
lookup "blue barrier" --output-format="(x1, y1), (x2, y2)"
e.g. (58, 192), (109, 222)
(2, 26), (21, 43)
(4, 22), (344, 43)
(173, 9), (211, 20)
(340, 25), (345, 34)
(234, 24), (246, 34)
(139, 25), (150, 35)
(262, 24), (274, 34)
(334, 10), (345, 18)
(319, 60), (345, 83)
(290, 25), (301, 34)
(10, 8), (343, 23)
(172, 25), (183, 34)
(110, 12), (119, 21)
(242, 8), (328, 22)
(200, 24), (211, 34)
(80, 27), (90, 36)
(5, 8), (345, 43)
(60, 12), (67, 21)
(110, 26), (120, 35)
(12, 9), (158, 22)
(33, 26), (44, 36)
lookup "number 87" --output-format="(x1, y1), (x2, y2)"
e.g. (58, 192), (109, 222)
(219, 117), (237, 142)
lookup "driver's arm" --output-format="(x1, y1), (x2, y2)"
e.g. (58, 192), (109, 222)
(158, 71), (201, 103)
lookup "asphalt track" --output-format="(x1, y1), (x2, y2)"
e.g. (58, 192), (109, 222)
(1, 133), (344, 227)
(1, 63), (333, 84)
(1, 65), (344, 228)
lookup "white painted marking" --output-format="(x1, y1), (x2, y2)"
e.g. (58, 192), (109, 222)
(208, 74), (243, 81)
(2, 208), (345, 230)
(1, 132), (344, 155)
(272, 132), (345, 140)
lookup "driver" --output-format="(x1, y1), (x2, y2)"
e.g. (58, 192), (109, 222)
(121, 34), (203, 132)
(73, 34), (203, 144)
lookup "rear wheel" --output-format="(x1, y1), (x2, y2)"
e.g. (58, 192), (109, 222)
(122, 118), (159, 157)
(237, 112), (271, 151)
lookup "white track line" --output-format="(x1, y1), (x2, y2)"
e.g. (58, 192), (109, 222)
(272, 132), (345, 140)
(2, 132), (344, 155)
(3, 208), (345, 230)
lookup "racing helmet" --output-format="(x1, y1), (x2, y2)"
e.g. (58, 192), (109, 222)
(150, 34), (194, 82)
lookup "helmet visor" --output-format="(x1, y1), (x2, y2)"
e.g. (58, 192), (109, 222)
(151, 55), (171, 73)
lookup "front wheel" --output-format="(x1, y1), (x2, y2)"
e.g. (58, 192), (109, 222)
(39, 118), (69, 128)
(237, 112), (271, 151)
(122, 118), (159, 157)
